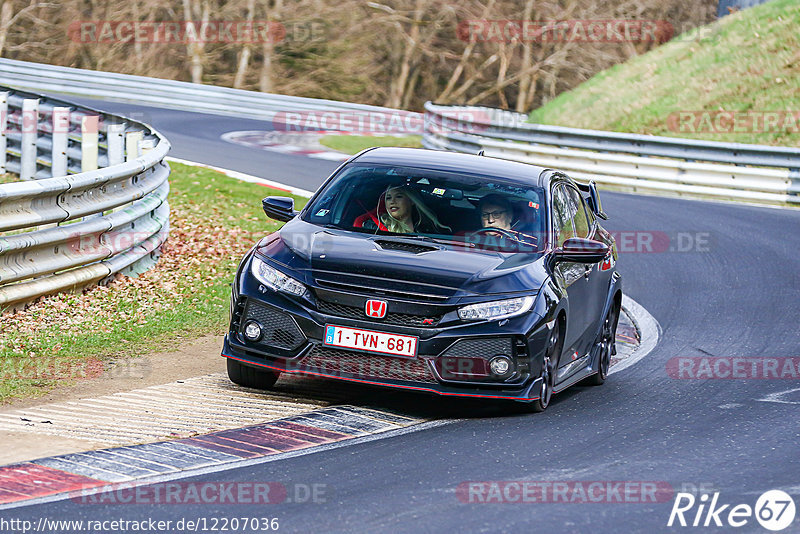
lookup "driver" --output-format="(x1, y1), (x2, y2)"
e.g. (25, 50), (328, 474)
(479, 194), (514, 231)
(477, 194), (539, 247)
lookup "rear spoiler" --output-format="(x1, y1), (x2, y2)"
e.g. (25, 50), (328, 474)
(576, 180), (608, 220)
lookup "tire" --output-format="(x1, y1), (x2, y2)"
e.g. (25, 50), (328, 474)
(584, 302), (619, 386)
(528, 318), (561, 413)
(227, 358), (280, 390)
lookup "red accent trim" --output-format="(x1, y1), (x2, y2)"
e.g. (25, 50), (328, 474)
(224, 354), (537, 401)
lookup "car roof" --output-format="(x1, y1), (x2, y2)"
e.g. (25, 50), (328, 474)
(352, 147), (551, 188)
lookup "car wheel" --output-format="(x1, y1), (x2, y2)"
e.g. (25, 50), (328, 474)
(585, 303), (619, 386)
(529, 320), (560, 413)
(227, 358), (280, 390)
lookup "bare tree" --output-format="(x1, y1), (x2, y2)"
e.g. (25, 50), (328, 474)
(182, 0), (210, 84)
(233, 0), (255, 89)
(0, 0), (718, 111)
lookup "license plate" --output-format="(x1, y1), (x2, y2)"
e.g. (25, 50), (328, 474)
(323, 325), (418, 358)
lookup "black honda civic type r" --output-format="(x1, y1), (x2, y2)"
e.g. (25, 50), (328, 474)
(222, 147), (621, 411)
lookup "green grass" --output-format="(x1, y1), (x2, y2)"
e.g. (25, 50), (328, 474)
(0, 163), (307, 403)
(318, 134), (423, 154)
(0, 174), (17, 184)
(529, 0), (800, 147)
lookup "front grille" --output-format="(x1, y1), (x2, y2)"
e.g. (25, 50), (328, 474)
(441, 338), (513, 359)
(316, 299), (443, 327)
(315, 277), (451, 302)
(298, 346), (437, 383)
(242, 300), (306, 351)
(374, 239), (438, 254)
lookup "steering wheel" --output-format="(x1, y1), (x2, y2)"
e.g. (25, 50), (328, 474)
(470, 227), (520, 241)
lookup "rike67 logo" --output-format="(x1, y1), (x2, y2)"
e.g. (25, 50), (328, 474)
(668, 490), (796, 531)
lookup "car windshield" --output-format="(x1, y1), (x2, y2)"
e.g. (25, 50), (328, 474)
(302, 163), (547, 253)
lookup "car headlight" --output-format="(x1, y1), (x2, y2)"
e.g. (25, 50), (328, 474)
(251, 256), (306, 297)
(458, 296), (534, 321)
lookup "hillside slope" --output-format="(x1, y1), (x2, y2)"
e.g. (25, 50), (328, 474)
(530, 0), (800, 147)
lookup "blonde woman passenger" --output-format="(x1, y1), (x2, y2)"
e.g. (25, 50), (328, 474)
(355, 185), (451, 235)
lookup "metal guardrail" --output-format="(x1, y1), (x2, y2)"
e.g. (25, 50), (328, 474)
(423, 102), (800, 205)
(0, 58), (404, 123)
(0, 84), (170, 311)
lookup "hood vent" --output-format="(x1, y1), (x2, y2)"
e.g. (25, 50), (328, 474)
(374, 239), (438, 254)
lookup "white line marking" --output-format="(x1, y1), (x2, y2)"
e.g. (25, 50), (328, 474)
(756, 387), (800, 405)
(166, 157), (315, 197)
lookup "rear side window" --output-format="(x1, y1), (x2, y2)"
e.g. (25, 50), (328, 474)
(552, 185), (574, 247)
(565, 186), (591, 239)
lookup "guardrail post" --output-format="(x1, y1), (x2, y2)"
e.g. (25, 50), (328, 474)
(0, 92), (7, 173)
(81, 115), (99, 172)
(140, 138), (156, 154)
(125, 131), (143, 161)
(20, 98), (39, 180)
(106, 123), (125, 166)
(51, 107), (70, 178)
(789, 169), (800, 204)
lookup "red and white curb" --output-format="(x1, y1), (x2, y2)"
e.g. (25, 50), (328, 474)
(0, 301), (655, 509)
(0, 406), (423, 508)
(221, 130), (350, 161)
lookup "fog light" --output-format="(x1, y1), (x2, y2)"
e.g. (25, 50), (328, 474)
(489, 356), (512, 376)
(243, 321), (262, 341)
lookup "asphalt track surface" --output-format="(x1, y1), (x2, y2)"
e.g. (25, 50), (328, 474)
(6, 98), (800, 533)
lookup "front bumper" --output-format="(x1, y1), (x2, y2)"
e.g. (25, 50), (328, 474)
(222, 278), (551, 401)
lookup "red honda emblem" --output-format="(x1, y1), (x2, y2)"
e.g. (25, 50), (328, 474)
(365, 299), (388, 319)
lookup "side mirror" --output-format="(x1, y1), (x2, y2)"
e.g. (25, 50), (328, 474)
(262, 196), (298, 222)
(553, 237), (609, 264)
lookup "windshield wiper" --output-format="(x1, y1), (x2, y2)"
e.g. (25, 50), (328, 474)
(397, 235), (476, 248)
